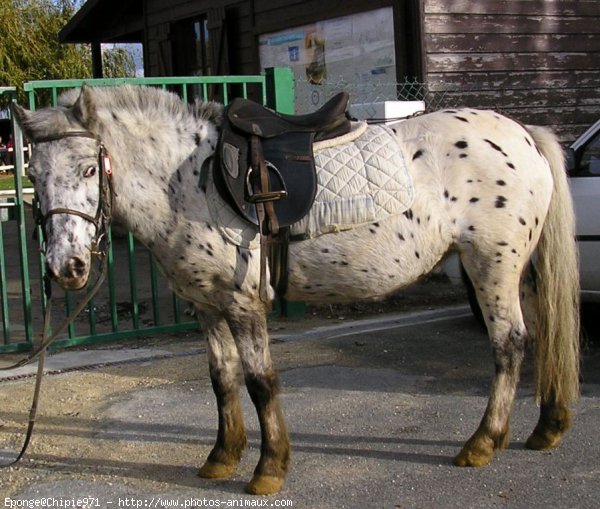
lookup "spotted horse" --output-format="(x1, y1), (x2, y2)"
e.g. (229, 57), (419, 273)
(13, 85), (580, 495)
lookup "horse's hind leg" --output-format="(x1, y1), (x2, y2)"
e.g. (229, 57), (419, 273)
(519, 272), (572, 450)
(454, 262), (527, 467)
(526, 392), (571, 450)
(225, 302), (290, 495)
(197, 311), (247, 479)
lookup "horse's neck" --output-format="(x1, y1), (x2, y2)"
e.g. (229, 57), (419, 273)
(104, 112), (216, 247)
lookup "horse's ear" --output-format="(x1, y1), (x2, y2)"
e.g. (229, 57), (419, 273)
(11, 103), (34, 138)
(73, 84), (98, 131)
(11, 103), (44, 141)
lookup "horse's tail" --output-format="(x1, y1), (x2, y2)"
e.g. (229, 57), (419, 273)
(527, 125), (580, 405)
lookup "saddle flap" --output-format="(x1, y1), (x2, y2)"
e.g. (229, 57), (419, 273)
(214, 122), (317, 228)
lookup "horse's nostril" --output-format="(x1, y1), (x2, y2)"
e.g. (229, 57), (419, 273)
(66, 257), (87, 279)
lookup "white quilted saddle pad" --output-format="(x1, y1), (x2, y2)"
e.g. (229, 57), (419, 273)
(290, 123), (414, 238)
(206, 123), (414, 248)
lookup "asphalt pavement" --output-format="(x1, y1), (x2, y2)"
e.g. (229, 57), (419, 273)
(1, 306), (599, 509)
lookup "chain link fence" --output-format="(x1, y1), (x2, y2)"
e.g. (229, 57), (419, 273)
(295, 78), (460, 115)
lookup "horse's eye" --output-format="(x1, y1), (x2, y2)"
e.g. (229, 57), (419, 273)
(83, 166), (97, 178)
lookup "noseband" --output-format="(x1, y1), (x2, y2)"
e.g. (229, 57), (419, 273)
(32, 130), (115, 258)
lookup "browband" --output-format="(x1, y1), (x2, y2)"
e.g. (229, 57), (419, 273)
(33, 131), (99, 143)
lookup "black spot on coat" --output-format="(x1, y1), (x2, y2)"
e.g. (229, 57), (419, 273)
(484, 139), (508, 157)
(495, 196), (507, 208)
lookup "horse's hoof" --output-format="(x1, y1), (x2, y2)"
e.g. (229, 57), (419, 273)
(198, 461), (236, 479)
(453, 440), (494, 467)
(525, 431), (562, 450)
(454, 450), (493, 467)
(245, 475), (284, 495)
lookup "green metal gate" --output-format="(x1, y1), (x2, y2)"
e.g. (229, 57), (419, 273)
(0, 68), (294, 353)
(0, 86), (34, 353)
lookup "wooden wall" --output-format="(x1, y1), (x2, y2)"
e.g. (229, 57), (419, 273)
(139, 0), (599, 141)
(423, 0), (600, 142)
(144, 0), (406, 78)
(144, 0), (246, 77)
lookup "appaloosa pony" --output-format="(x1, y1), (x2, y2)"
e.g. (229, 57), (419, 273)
(13, 85), (579, 495)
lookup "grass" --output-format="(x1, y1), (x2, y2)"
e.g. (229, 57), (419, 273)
(0, 173), (33, 191)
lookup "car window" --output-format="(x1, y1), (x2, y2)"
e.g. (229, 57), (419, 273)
(578, 130), (600, 176)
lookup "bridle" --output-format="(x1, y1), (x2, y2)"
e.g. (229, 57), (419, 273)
(0, 129), (115, 467)
(32, 130), (115, 259)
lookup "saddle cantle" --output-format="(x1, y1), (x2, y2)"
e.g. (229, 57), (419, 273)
(213, 92), (351, 301)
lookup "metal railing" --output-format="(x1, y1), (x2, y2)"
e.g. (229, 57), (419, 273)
(0, 87), (35, 352)
(0, 68), (295, 352)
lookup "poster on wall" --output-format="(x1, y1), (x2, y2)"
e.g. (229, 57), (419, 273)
(258, 7), (396, 113)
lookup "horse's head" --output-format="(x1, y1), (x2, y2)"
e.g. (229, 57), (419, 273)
(13, 86), (110, 290)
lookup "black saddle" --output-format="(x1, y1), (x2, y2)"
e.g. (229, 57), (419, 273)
(213, 91), (351, 301)
(227, 91), (350, 140)
(214, 92), (350, 229)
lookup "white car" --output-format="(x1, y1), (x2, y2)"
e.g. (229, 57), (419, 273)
(568, 119), (600, 302)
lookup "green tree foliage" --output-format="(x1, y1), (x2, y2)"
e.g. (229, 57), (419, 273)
(103, 46), (137, 79)
(0, 0), (136, 105)
(0, 0), (90, 90)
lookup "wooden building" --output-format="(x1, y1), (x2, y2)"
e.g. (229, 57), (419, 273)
(60, 0), (600, 142)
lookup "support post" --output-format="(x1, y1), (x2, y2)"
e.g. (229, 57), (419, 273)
(265, 68), (294, 113)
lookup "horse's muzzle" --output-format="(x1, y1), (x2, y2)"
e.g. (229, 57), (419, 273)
(45, 256), (89, 290)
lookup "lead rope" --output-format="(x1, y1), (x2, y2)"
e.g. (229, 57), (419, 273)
(0, 253), (108, 468)
(1, 280), (51, 467)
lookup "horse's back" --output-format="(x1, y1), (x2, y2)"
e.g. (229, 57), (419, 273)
(395, 108), (551, 181)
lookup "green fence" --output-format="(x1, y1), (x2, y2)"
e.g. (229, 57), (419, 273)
(0, 68), (295, 353)
(0, 86), (34, 353)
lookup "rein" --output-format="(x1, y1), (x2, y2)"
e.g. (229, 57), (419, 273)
(0, 129), (114, 467)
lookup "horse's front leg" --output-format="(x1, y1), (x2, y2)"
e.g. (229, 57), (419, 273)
(454, 269), (526, 466)
(225, 302), (290, 495)
(197, 311), (248, 480)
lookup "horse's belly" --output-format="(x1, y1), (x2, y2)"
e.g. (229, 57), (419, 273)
(285, 215), (450, 303)
(285, 261), (406, 303)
